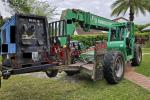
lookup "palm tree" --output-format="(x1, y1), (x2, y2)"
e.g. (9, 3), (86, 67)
(111, 0), (150, 21)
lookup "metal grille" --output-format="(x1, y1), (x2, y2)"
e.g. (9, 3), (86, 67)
(49, 20), (67, 37)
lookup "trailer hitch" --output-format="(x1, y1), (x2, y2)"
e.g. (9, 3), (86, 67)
(0, 63), (58, 87)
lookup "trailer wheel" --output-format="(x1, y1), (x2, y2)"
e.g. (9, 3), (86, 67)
(103, 52), (125, 84)
(131, 44), (142, 66)
(45, 69), (58, 77)
(2, 55), (11, 67)
(65, 71), (80, 76)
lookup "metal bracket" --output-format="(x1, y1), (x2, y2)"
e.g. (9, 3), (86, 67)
(0, 64), (2, 88)
(92, 41), (107, 81)
(0, 71), (2, 88)
(92, 55), (104, 81)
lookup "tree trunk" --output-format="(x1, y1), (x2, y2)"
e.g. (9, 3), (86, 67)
(0, 16), (4, 27)
(129, 7), (134, 21)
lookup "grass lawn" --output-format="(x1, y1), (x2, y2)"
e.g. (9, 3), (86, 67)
(0, 75), (150, 100)
(0, 48), (149, 100)
(135, 48), (150, 77)
(135, 55), (150, 77)
(142, 48), (150, 53)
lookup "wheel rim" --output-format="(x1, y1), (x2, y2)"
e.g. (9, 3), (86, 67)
(46, 70), (52, 74)
(115, 56), (124, 78)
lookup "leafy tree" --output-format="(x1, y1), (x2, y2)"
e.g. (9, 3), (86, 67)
(7, 0), (32, 13)
(135, 23), (150, 32)
(31, 1), (57, 21)
(3, 0), (57, 21)
(111, 0), (150, 21)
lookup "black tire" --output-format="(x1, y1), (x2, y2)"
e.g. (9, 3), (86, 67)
(131, 44), (142, 66)
(45, 69), (58, 77)
(65, 71), (80, 76)
(103, 51), (125, 84)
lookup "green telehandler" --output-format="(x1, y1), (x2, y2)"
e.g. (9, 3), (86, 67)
(47, 9), (142, 84)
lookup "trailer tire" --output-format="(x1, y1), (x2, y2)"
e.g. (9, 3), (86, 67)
(45, 69), (58, 78)
(65, 71), (80, 76)
(131, 44), (142, 66)
(103, 51), (125, 84)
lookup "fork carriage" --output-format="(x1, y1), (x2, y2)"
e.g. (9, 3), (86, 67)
(1, 37), (107, 81)
(45, 40), (107, 81)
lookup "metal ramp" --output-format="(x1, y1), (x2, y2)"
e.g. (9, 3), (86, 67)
(68, 63), (85, 67)
(67, 62), (103, 81)
(82, 64), (94, 71)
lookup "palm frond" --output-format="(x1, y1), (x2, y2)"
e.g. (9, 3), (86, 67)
(111, 0), (124, 9)
(111, 1), (129, 16)
(111, 0), (150, 20)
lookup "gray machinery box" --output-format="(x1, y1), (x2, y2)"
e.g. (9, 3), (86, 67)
(1, 14), (50, 69)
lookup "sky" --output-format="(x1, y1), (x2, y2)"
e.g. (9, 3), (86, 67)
(0, 0), (150, 24)
(0, 0), (11, 17)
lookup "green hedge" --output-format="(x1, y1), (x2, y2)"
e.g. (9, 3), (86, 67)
(144, 41), (150, 48)
(72, 34), (107, 47)
(71, 32), (150, 48)
(135, 32), (150, 37)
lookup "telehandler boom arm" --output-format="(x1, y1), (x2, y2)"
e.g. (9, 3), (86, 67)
(60, 9), (121, 35)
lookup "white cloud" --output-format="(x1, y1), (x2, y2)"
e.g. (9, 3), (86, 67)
(50, 0), (150, 24)
(0, 0), (150, 24)
(0, 0), (12, 17)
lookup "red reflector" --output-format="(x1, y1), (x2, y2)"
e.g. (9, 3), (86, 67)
(100, 43), (107, 48)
